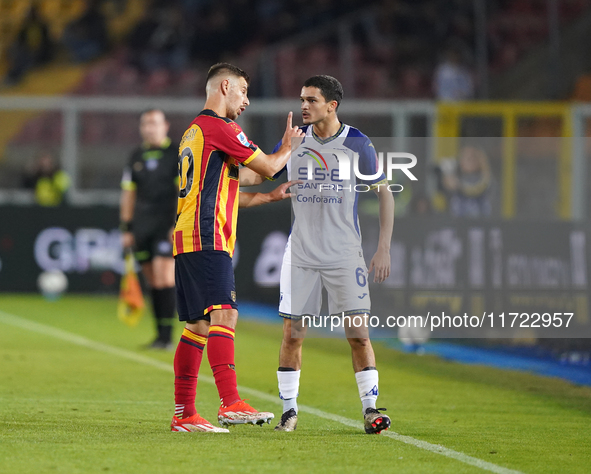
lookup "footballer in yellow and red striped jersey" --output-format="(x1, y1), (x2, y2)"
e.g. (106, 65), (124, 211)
(170, 62), (303, 433)
(173, 107), (260, 322)
(174, 109), (260, 258)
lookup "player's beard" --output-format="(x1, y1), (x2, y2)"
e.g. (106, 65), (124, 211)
(226, 108), (238, 120)
(228, 104), (245, 121)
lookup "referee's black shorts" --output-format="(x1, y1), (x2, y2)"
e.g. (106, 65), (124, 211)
(174, 250), (237, 322)
(133, 216), (174, 263)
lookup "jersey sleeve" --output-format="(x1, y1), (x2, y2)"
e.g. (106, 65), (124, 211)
(266, 140), (286, 181)
(357, 138), (386, 188)
(214, 120), (261, 165)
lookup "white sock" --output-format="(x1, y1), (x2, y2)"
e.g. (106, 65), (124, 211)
(277, 369), (300, 414)
(355, 368), (379, 413)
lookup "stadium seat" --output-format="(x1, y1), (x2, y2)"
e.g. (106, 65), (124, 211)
(112, 66), (140, 96)
(572, 74), (591, 101)
(81, 113), (108, 145)
(276, 46), (299, 97)
(12, 115), (45, 145)
(143, 70), (172, 96)
(173, 69), (203, 97)
(112, 114), (137, 145)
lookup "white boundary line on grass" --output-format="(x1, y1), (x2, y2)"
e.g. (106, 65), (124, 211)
(0, 310), (522, 474)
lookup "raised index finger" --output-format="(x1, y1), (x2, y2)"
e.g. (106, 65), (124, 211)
(286, 111), (293, 129)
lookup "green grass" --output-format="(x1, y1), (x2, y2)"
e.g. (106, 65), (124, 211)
(0, 294), (590, 473)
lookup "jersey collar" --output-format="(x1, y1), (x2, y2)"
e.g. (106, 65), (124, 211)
(142, 137), (171, 150)
(311, 122), (345, 145)
(199, 108), (233, 123)
(199, 109), (219, 118)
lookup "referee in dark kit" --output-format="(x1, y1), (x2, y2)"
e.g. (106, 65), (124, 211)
(120, 109), (178, 349)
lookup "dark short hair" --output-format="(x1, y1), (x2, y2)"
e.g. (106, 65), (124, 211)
(303, 75), (344, 109)
(140, 109), (167, 120)
(207, 63), (250, 85)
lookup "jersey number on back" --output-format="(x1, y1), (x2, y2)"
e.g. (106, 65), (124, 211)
(179, 147), (194, 198)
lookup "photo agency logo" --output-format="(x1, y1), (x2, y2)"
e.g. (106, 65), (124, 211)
(296, 146), (418, 193)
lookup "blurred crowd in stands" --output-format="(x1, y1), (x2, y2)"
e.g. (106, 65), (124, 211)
(3, 0), (109, 85)
(2, 0), (590, 98)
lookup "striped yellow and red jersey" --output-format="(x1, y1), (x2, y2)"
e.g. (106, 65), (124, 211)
(173, 109), (260, 257)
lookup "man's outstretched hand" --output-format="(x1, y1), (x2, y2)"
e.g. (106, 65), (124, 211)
(238, 180), (302, 208)
(267, 180), (302, 202)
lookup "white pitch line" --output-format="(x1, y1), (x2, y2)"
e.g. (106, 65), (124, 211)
(0, 310), (522, 474)
(0, 397), (168, 405)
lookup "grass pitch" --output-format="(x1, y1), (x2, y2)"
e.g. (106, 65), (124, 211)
(0, 295), (590, 473)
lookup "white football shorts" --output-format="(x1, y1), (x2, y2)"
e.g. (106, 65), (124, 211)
(279, 258), (371, 319)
